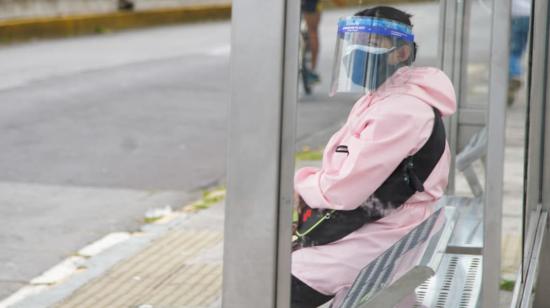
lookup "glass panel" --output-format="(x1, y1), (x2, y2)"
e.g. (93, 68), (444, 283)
(503, 0), (531, 290)
(454, 0), (493, 198)
(451, 0), (530, 303)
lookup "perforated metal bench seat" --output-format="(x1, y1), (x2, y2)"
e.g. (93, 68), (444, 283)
(324, 193), (490, 308)
(413, 195), (484, 308)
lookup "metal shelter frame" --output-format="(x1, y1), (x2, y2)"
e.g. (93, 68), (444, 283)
(517, 0), (550, 306)
(222, 0), (550, 306)
(222, 0), (298, 306)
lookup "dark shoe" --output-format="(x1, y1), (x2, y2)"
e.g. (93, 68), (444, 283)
(307, 71), (320, 84)
(118, 0), (134, 11)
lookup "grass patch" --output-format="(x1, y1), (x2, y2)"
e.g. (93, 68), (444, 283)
(500, 279), (515, 291)
(295, 146), (323, 161)
(144, 216), (162, 224)
(183, 187), (226, 213)
(94, 26), (111, 34)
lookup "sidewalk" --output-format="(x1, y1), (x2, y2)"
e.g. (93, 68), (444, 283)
(54, 213), (224, 307)
(8, 198), (225, 308)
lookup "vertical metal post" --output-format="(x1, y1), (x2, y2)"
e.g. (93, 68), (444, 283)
(438, 0), (458, 193)
(456, 0), (471, 120)
(524, 0), (547, 238)
(532, 0), (550, 306)
(524, 0), (548, 285)
(438, 0), (471, 194)
(482, 0), (509, 306)
(223, 0), (299, 307)
(277, 1), (301, 306)
(537, 0), (550, 211)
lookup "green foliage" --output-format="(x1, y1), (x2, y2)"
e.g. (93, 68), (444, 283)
(500, 279), (515, 291)
(184, 187), (226, 212)
(295, 149), (323, 161)
(94, 26), (111, 34)
(144, 216), (162, 223)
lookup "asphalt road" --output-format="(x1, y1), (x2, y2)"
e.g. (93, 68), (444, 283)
(0, 1), (493, 300)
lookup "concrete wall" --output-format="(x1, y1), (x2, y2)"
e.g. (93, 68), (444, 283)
(0, 0), (230, 20)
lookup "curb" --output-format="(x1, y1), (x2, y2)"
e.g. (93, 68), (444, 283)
(0, 4), (231, 43)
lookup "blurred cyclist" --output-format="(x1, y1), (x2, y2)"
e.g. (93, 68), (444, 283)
(301, 0), (346, 83)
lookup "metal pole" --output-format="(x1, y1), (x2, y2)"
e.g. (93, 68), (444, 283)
(223, 0), (299, 306)
(457, 0), (472, 125)
(439, 0), (458, 193)
(482, 0), (510, 306)
(532, 0), (550, 305)
(276, 0), (301, 306)
(524, 0), (548, 289)
(439, 0), (473, 194)
(524, 0), (547, 244)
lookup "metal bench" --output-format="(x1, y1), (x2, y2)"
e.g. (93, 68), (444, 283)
(333, 203), (458, 308)
(412, 196), (483, 307)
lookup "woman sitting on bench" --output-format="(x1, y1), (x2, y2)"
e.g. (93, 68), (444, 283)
(291, 6), (457, 307)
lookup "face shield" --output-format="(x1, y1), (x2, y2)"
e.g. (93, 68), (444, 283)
(330, 16), (415, 96)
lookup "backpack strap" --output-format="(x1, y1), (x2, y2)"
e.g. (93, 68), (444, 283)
(373, 108), (446, 206)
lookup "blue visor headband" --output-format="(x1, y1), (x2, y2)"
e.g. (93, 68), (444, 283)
(337, 16), (414, 43)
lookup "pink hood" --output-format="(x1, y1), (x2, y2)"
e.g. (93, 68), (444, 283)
(376, 66), (457, 117)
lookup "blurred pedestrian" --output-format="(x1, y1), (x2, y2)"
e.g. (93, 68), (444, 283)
(301, 0), (346, 84)
(508, 0), (531, 105)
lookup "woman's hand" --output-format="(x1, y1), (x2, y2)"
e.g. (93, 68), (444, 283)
(292, 192), (305, 235)
(294, 192), (306, 215)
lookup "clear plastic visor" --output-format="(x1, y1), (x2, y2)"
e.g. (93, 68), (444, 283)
(330, 17), (415, 96)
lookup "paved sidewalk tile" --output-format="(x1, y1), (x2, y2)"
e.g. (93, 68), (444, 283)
(502, 232), (522, 276)
(56, 230), (223, 308)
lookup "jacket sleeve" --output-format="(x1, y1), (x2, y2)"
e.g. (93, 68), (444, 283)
(294, 98), (435, 210)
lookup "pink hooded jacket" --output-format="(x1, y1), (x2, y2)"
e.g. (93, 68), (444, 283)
(292, 66), (457, 296)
